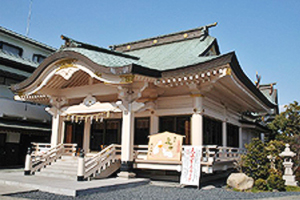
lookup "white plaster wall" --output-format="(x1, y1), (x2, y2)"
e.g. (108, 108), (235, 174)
(0, 32), (53, 63)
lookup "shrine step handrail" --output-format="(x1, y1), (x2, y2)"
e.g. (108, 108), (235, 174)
(79, 144), (121, 180)
(24, 143), (77, 175)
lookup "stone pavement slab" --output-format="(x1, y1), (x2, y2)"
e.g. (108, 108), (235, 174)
(0, 184), (36, 195)
(260, 196), (300, 200)
(0, 171), (149, 197)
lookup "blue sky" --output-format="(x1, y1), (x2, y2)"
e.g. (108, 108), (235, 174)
(1, 0), (299, 111)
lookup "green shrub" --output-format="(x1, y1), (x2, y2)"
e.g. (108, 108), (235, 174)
(295, 166), (300, 183)
(285, 185), (300, 192)
(255, 178), (268, 191)
(242, 138), (269, 180)
(267, 173), (285, 191)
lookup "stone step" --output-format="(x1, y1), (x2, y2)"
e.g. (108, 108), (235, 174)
(60, 156), (78, 161)
(47, 164), (78, 170)
(35, 171), (77, 180)
(59, 157), (78, 162)
(51, 161), (78, 167)
(42, 167), (77, 174)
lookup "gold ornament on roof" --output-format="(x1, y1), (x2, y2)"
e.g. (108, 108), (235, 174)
(55, 59), (77, 72)
(226, 68), (232, 76)
(120, 74), (135, 84)
(94, 72), (102, 78)
(183, 33), (188, 38)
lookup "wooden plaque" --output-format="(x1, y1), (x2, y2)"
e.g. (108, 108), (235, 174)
(147, 131), (184, 161)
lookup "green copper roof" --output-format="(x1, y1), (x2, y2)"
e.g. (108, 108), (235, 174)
(259, 85), (278, 105)
(126, 36), (217, 71)
(61, 47), (140, 67)
(60, 35), (218, 71)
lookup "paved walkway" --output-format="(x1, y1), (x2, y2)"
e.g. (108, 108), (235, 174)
(4, 184), (300, 200)
(0, 169), (149, 197)
(1, 169), (300, 199)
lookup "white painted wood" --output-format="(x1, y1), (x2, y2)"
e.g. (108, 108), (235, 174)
(156, 95), (193, 110)
(133, 145), (246, 173)
(83, 118), (91, 153)
(121, 103), (135, 162)
(27, 143), (77, 174)
(191, 95), (204, 145)
(83, 144), (121, 179)
(222, 121), (227, 146)
(60, 121), (65, 144)
(77, 156), (85, 177)
(191, 114), (203, 146)
(134, 163), (181, 172)
(155, 108), (193, 116)
(150, 114), (159, 135)
(51, 114), (64, 147)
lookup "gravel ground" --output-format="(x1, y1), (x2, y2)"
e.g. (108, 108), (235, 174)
(5, 184), (300, 200)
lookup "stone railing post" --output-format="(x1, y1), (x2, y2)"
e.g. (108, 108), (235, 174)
(77, 149), (85, 181)
(24, 147), (32, 175)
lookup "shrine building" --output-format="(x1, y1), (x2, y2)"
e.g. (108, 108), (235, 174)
(11, 23), (278, 179)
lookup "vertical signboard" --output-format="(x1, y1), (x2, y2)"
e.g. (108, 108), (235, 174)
(180, 146), (202, 187)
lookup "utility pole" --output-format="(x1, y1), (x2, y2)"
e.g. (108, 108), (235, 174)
(26, 0), (33, 36)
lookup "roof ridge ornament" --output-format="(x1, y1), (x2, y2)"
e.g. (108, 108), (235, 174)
(113, 22), (218, 52)
(60, 35), (80, 48)
(255, 71), (261, 88)
(200, 22), (218, 41)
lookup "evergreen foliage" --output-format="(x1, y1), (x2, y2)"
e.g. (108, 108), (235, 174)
(242, 138), (286, 191)
(254, 178), (268, 191)
(268, 101), (300, 176)
(242, 138), (269, 180)
(268, 101), (300, 140)
(267, 173), (285, 191)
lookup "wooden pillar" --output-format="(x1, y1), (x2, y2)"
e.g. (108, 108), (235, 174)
(60, 121), (66, 144)
(222, 121), (227, 147)
(150, 112), (159, 135)
(119, 102), (136, 178)
(51, 114), (64, 147)
(222, 107), (227, 147)
(83, 118), (91, 153)
(191, 94), (204, 146)
(239, 127), (243, 148)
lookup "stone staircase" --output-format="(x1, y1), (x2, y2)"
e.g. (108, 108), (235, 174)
(35, 156), (78, 180)
(34, 155), (121, 181)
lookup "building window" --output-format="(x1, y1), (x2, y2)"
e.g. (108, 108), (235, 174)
(0, 76), (19, 86)
(89, 119), (121, 151)
(159, 115), (191, 145)
(0, 41), (23, 56)
(203, 116), (222, 146)
(227, 123), (239, 148)
(0, 133), (6, 147)
(32, 54), (46, 63)
(134, 117), (150, 145)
